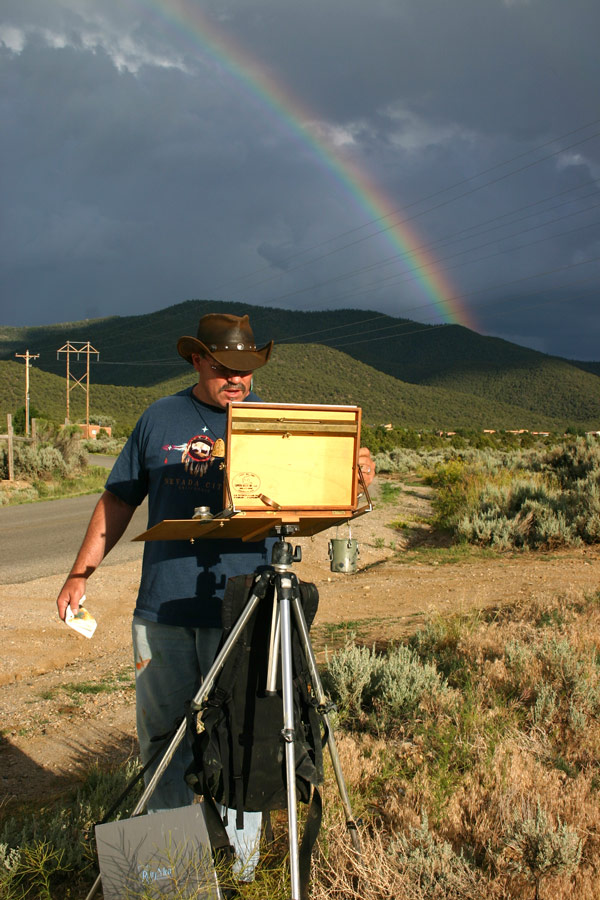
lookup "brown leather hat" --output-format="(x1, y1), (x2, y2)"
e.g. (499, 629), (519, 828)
(177, 313), (273, 371)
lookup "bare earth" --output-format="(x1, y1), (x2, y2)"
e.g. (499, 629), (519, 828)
(2, 477), (600, 808)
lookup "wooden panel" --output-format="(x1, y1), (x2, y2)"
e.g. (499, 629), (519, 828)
(132, 403), (369, 546)
(133, 510), (360, 542)
(231, 421), (358, 434)
(231, 403), (358, 422)
(226, 402), (361, 512)
(229, 432), (355, 509)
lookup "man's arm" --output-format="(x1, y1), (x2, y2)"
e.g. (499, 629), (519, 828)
(56, 490), (136, 620)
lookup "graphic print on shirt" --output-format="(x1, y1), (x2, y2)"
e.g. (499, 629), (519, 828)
(162, 434), (226, 476)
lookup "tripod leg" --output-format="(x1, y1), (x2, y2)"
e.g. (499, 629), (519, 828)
(266, 593), (281, 693)
(84, 579), (271, 900)
(291, 594), (362, 856)
(278, 574), (302, 900)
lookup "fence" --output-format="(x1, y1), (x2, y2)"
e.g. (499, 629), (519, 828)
(0, 415), (38, 481)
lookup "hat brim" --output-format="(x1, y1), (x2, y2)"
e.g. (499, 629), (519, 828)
(177, 336), (273, 371)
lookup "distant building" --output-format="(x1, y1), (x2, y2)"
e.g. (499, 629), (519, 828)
(77, 424), (112, 440)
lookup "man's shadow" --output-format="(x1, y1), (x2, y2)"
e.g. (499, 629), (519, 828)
(0, 729), (140, 813)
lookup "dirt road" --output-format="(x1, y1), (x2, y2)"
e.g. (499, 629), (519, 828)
(2, 478), (599, 807)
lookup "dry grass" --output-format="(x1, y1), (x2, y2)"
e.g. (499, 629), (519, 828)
(4, 590), (600, 899)
(312, 588), (600, 899)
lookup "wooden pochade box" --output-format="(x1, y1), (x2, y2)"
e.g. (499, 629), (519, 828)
(134, 403), (370, 544)
(225, 402), (361, 513)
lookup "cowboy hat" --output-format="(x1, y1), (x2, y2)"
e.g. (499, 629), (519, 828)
(177, 313), (273, 370)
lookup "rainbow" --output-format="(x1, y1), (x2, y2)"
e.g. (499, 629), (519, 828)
(140, 0), (477, 329)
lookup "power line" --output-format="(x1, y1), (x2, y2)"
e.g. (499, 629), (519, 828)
(320, 285), (600, 353)
(247, 127), (600, 301)
(245, 197), (600, 311)
(56, 341), (100, 426)
(276, 254), (600, 347)
(14, 350), (40, 436)
(264, 215), (600, 326)
(22, 260), (599, 370)
(208, 118), (600, 296)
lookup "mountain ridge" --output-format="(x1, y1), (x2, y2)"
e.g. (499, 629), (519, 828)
(1, 300), (598, 431)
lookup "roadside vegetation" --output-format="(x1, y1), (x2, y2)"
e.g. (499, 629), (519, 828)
(373, 434), (600, 552)
(0, 422), (110, 505)
(2, 589), (599, 898)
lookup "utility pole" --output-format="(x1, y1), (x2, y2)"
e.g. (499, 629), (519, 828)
(56, 341), (99, 428)
(14, 350), (40, 436)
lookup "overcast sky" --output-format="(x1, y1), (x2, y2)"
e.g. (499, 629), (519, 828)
(1, 0), (599, 360)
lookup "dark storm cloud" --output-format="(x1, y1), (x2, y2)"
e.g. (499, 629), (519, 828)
(0, 0), (598, 359)
(212, 0), (600, 139)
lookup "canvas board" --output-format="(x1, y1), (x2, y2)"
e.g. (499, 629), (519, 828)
(226, 402), (361, 512)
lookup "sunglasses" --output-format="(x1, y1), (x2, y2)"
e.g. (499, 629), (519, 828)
(207, 361), (253, 378)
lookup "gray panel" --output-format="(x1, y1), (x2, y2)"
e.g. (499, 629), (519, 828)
(95, 805), (221, 899)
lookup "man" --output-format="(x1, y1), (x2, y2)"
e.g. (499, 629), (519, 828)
(56, 312), (375, 877)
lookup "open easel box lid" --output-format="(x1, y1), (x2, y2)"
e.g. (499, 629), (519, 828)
(134, 402), (371, 543)
(225, 402), (361, 512)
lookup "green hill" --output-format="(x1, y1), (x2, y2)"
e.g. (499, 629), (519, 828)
(570, 359), (600, 378)
(0, 344), (579, 434)
(1, 300), (598, 431)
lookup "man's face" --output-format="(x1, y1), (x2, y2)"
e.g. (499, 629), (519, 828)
(191, 353), (254, 408)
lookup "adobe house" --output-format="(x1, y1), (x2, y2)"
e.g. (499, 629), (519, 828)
(77, 424), (112, 440)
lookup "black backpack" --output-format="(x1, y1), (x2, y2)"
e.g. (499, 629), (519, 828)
(185, 572), (325, 893)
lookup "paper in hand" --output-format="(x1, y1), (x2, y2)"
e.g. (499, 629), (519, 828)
(65, 594), (97, 639)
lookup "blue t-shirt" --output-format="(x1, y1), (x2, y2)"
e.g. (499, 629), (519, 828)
(106, 386), (273, 627)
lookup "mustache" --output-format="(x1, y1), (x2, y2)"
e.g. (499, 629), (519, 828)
(219, 382), (248, 392)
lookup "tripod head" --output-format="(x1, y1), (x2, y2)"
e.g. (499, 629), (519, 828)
(272, 525), (302, 568)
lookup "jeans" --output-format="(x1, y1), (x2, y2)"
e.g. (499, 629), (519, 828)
(132, 617), (261, 880)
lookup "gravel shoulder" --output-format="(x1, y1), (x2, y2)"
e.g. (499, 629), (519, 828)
(2, 478), (600, 807)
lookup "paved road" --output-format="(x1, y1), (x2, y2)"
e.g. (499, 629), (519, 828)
(87, 454), (117, 470)
(0, 459), (148, 583)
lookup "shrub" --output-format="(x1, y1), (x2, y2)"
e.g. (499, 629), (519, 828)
(532, 681), (557, 726)
(11, 444), (68, 479)
(501, 801), (582, 898)
(323, 641), (451, 732)
(408, 438), (600, 550)
(543, 438), (600, 488)
(0, 422), (88, 482)
(83, 435), (125, 455)
(389, 811), (481, 898)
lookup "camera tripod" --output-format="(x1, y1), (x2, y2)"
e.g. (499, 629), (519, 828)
(86, 525), (361, 900)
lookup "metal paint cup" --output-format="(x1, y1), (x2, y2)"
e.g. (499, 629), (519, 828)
(328, 538), (359, 574)
(193, 506), (213, 519)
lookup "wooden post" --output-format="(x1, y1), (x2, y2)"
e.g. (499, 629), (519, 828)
(15, 350), (40, 436)
(31, 418), (37, 443)
(7, 414), (14, 482)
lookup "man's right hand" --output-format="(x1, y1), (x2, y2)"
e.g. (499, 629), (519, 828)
(57, 575), (87, 621)
(54, 490), (136, 622)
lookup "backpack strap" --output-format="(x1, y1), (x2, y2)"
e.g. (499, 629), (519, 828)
(183, 702), (235, 866)
(221, 573), (257, 828)
(299, 786), (323, 900)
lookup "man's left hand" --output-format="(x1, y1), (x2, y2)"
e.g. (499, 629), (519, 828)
(358, 447), (375, 488)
